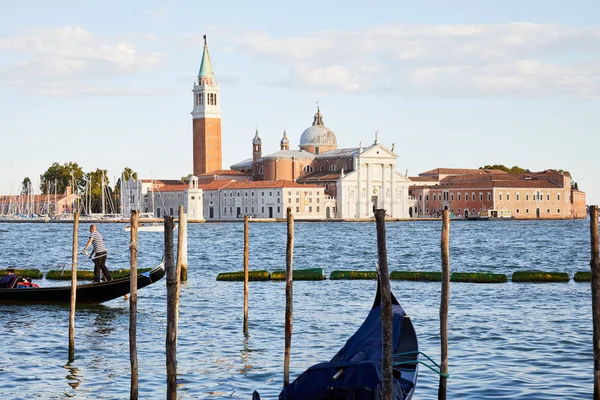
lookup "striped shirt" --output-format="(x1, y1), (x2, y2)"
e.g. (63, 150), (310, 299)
(90, 231), (107, 254)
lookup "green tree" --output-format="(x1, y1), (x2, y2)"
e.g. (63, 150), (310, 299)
(181, 173), (193, 182)
(40, 162), (85, 194)
(86, 169), (110, 213)
(480, 165), (529, 174)
(21, 177), (32, 194)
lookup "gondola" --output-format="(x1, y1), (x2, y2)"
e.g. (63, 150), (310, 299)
(253, 276), (419, 400)
(0, 259), (165, 304)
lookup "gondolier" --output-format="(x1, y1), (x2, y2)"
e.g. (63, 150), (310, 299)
(83, 224), (112, 283)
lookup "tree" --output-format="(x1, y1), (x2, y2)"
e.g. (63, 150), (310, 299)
(21, 177), (32, 194)
(40, 162), (85, 194)
(115, 167), (139, 191)
(181, 173), (193, 182)
(479, 165), (529, 174)
(86, 169), (110, 213)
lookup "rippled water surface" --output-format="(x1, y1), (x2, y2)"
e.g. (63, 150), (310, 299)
(0, 219), (595, 399)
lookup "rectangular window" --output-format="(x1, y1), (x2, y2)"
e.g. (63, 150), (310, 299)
(557, 194), (561, 201)
(499, 193), (502, 201)
(270, 192), (272, 196)
(472, 193), (475, 201)
(419, 195), (422, 201)
(251, 207), (254, 213)
(296, 198), (299, 203)
(317, 206), (320, 212)
(224, 207), (227, 214)
(288, 198), (291, 203)
(317, 198), (320, 203)
(309, 206), (312, 212)
(296, 206), (300, 213)
(261, 207), (264, 213)
(245, 207), (248, 213)
(426, 195), (429, 201)
(526, 194), (529, 201)
(516, 194), (520, 201)
(557, 209), (561, 213)
(277, 207), (280, 213)
(230, 207), (232, 214)
(191, 196), (195, 200)
(547, 208), (550, 213)
(288, 191), (291, 195)
(547, 194), (550, 201)
(451, 194), (454, 201)
(458, 193), (461, 201)
(526, 209), (529, 214)
(507, 194), (510, 201)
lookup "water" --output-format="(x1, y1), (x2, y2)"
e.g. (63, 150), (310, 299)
(0, 219), (594, 399)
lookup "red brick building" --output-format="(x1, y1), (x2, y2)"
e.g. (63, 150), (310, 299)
(409, 168), (586, 219)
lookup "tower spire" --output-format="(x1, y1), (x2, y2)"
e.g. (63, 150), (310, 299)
(198, 34), (214, 78)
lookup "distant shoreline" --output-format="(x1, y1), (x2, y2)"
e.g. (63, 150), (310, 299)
(0, 216), (584, 224)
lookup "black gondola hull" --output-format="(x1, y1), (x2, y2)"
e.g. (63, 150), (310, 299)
(0, 261), (165, 304)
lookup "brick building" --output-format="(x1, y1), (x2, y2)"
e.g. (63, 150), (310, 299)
(409, 168), (586, 219)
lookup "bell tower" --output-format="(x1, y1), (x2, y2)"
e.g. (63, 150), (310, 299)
(192, 35), (222, 175)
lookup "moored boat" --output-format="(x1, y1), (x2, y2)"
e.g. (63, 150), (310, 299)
(0, 260), (165, 304)
(124, 222), (178, 232)
(254, 275), (419, 399)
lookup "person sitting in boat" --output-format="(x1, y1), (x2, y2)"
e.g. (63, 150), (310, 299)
(82, 225), (113, 283)
(15, 277), (39, 289)
(0, 267), (25, 288)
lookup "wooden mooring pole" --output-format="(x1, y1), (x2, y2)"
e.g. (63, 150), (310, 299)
(374, 209), (393, 400)
(178, 207), (188, 282)
(68, 212), (79, 363)
(590, 205), (600, 398)
(243, 215), (250, 333)
(283, 207), (294, 387)
(164, 215), (178, 400)
(129, 210), (139, 400)
(439, 209), (450, 400)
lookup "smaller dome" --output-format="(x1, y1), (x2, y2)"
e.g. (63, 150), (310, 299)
(280, 131), (289, 145)
(252, 128), (261, 145)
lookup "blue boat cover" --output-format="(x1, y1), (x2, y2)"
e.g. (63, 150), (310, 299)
(279, 299), (416, 400)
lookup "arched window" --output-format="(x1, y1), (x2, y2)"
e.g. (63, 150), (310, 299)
(329, 165), (337, 171)
(303, 165), (314, 173)
(259, 166), (264, 174)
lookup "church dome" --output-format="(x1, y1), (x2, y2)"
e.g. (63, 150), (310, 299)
(299, 107), (337, 148)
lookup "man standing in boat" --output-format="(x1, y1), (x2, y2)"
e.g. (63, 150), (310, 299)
(82, 225), (112, 283)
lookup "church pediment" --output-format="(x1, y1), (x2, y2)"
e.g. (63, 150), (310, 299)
(359, 144), (398, 159)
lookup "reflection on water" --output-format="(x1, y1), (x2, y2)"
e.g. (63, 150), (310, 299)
(63, 362), (82, 390)
(0, 220), (595, 399)
(239, 332), (254, 375)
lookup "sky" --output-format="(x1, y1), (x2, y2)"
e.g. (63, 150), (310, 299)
(0, 0), (598, 204)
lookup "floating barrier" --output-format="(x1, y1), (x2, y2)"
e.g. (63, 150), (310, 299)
(330, 270), (377, 280)
(46, 268), (152, 281)
(216, 270), (270, 281)
(451, 272), (507, 283)
(574, 271), (591, 282)
(511, 270), (570, 283)
(390, 271), (442, 282)
(0, 269), (43, 279)
(271, 268), (325, 281)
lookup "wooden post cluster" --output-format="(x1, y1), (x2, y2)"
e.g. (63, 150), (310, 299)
(178, 207), (188, 282)
(164, 215), (178, 400)
(243, 215), (250, 333)
(283, 207), (294, 387)
(129, 210), (139, 399)
(590, 205), (600, 398)
(439, 209), (450, 400)
(374, 209), (393, 400)
(68, 212), (79, 363)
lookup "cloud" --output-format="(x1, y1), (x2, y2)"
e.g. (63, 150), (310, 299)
(225, 23), (600, 98)
(143, 5), (172, 23)
(0, 26), (165, 96)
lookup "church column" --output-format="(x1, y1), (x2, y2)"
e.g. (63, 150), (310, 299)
(381, 164), (386, 211)
(356, 161), (361, 218)
(390, 163), (395, 217)
(367, 163), (372, 216)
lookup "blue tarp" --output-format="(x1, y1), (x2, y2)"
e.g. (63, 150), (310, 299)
(279, 297), (417, 400)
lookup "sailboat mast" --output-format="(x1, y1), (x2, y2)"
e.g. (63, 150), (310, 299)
(101, 175), (106, 215)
